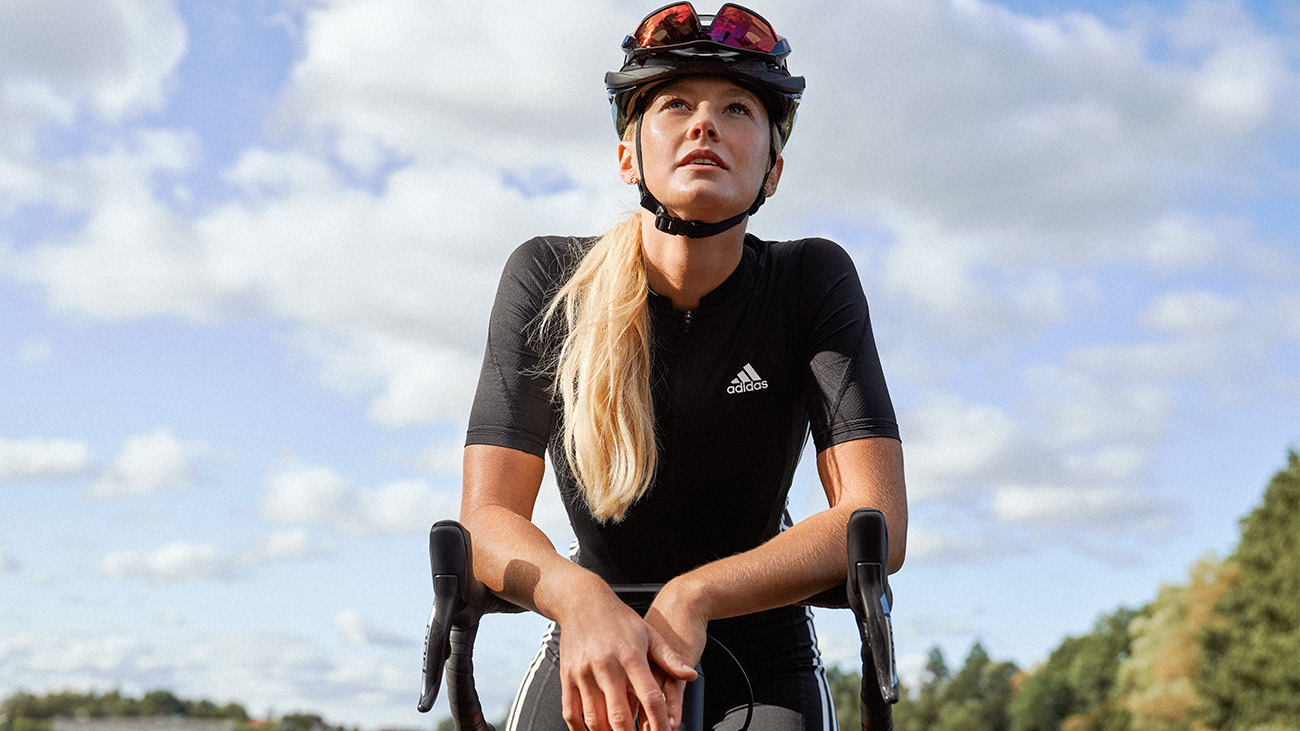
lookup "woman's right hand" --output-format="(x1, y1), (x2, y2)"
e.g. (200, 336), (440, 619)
(557, 584), (698, 731)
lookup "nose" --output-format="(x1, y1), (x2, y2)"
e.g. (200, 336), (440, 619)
(687, 103), (720, 139)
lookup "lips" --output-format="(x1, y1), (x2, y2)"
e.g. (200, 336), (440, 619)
(677, 149), (727, 169)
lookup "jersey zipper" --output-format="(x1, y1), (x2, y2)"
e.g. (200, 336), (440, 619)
(683, 310), (693, 332)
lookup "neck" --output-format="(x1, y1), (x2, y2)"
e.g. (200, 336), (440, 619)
(640, 208), (746, 311)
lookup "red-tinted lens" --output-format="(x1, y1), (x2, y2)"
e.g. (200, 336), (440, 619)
(708, 4), (778, 52)
(634, 3), (701, 47)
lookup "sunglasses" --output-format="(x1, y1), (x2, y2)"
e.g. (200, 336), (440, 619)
(628, 2), (786, 55)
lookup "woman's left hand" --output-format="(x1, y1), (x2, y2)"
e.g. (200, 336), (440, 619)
(644, 578), (709, 730)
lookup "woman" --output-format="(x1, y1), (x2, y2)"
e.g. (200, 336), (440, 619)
(461, 5), (906, 731)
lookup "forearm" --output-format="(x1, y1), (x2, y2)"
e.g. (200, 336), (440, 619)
(463, 504), (610, 619)
(666, 504), (857, 621)
(664, 437), (906, 623)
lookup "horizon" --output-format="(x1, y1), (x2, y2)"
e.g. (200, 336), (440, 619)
(1, 0), (1297, 727)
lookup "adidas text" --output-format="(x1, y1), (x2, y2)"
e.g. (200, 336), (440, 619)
(727, 363), (769, 394)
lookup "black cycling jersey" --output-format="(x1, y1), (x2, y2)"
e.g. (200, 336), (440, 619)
(466, 233), (899, 585)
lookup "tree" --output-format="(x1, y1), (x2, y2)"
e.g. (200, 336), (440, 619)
(931, 643), (1018, 731)
(1116, 554), (1235, 731)
(1009, 607), (1139, 731)
(826, 665), (864, 731)
(1197, 451), (1300, 730)
(896, 646), (950, 731)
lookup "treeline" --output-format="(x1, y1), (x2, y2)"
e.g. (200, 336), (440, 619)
(0, 690), (358, 731)
(830, 450), (1299, 731)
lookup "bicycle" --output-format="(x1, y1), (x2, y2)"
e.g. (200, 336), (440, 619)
(417, 508), (900, 731)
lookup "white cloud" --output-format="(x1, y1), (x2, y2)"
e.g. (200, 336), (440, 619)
(1140, 290), (1247, 335)
(240, 529), (322, 564)
(903, 525), (1016, 565)
(17, 340), (52, 365)
(902, 396), (1022, 499)
(419, 440), (465, 476)
(101, 542), (229, 583)
(0, 436), (94, 482)
(334, 609), (411, 648)
(2, 0), (1290, 433)
(102, 529), (327, 583)
(0, 0), (185, 128)
(992, 484), (1156, 524)
(91, 428), (210, 496)
(0, 630), (414, 727)
(262, 461), (355, 525)
(262, 458), (458, 534)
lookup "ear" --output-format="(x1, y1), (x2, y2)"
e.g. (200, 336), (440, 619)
(618, 139), (639, 185)
(764, 155), (784, 198)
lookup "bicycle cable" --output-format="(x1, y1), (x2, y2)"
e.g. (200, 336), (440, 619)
(703, 633), (753, 731)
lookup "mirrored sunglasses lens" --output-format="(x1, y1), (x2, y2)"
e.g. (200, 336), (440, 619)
(709, 5), (777, 51)
(635, 4), (701, 47)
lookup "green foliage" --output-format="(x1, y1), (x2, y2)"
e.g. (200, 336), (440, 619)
(1197, 451), (1300, 730)
(1116, 554), (1234, 731)
(1009, 606), (1140, 731)
(826, 665), (865, 731)
(825, 643), (1019, 731)
(0, 690), (249, 724)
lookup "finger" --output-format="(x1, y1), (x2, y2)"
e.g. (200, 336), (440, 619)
(647, 634), (698, 682)
(580, 677), (610, 731)
(592, 665), (638, 731)
(561, 673), (602, 731)
(663, 677), (688, 731)
(625, 663), (670, 731)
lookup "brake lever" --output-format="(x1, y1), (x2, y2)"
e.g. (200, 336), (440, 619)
(418, 521), (476, 713)
(846, 508), (899, 705)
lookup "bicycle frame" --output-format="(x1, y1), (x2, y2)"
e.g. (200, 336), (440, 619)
(418, 508), (899, 731)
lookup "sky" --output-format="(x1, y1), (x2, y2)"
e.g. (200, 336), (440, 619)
(0, 0), (1296, 727)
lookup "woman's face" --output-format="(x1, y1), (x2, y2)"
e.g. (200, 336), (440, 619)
(620, 76), (782, 225)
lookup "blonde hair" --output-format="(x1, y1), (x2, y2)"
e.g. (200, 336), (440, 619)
(540, 214), (655, 523)
(538, 96), (783, 523)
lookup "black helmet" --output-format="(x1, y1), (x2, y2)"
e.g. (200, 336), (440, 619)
(606, 3), (804, 147)
(604, 3), (805, 238)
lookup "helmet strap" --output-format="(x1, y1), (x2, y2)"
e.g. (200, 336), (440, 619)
(634, 116), (770, 239)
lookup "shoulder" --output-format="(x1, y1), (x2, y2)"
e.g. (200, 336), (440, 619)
(498, 235), (594, 296)
(505, 235), (592, 276)
(753, 236), (861, 286)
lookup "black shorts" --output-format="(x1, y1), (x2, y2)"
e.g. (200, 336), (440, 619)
(503, 606), (838, 731)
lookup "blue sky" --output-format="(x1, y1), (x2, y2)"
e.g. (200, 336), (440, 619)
(1, 0), (1296, 727)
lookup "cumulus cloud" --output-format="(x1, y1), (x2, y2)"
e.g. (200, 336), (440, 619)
(334, 609), (411, 648)
(262, 458), (458, 534)
(91, 428), (210, 496)
(0, 0), (185, 129)
(0, 436), (94, 482)
(1140, 290), (1247, 335)
(17, 340), (52, 365)
(239, 529), (323, 564)
(102, 542), (229, 583)
(0, 630), (413, 727)
(992, 484), (1158, 525)
(2, 0), (1292, 434)
(102, 530), (328, 583)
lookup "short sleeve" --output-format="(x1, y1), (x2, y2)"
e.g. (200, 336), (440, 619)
(797, 239), (900, 451)
(465, 237), (579, 456)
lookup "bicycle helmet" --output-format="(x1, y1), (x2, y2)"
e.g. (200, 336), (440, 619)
(605, 3), (805, 238)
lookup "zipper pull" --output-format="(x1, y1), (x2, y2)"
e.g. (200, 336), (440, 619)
(684, 310), (693, 332)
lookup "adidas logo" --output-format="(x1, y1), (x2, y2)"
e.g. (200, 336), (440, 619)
(727, 363), (769, 394)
